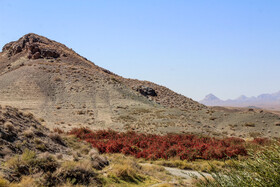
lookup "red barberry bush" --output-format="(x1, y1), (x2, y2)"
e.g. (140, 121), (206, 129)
(68, 128), (248, 161)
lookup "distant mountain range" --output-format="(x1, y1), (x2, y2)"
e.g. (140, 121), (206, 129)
(200, 91), (280, 110)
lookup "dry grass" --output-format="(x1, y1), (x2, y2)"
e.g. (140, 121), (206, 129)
(141, 164), (172, 182)
(23, 129), (34, 138)
(0, 177), (9, 187)
(1, 133), (189, 186)
(151, 159), (234, 172)
(3, 121), (14, 131)
(63, 135), (91, 155)
(49, 133), (65, 146)
(5, 149), (59, 177)
(9, 176), (35, 187)
(154, 183), (174, 187)
(106, 154), (144, 183)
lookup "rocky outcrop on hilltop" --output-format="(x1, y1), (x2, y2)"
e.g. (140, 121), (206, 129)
(2, 33), (61, 59)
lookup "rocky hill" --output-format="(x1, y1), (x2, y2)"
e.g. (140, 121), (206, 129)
(1, 33), (280, 138)
(0, 34), (205, 131)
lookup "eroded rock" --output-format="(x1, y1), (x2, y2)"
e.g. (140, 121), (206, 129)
(136, 86), (157, 97)
(2, 33), (60, 59)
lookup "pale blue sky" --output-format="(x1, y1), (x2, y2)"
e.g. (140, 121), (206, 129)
(0, 0), (279, 101)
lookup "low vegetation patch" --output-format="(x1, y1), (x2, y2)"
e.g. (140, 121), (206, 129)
(1, 137), (171, 186)
(68, 128), (248, 161)
(106, 154), (145, 183)
(195, 142), (280, 187)
(5, 149), (58, 178)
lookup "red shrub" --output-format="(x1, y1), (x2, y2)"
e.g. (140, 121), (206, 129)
(251, 138), (270, 145)
(53, 128), (64, 134)
(68, 128), (248, 161)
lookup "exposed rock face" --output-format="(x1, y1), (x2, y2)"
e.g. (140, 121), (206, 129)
(3, 33), (60, 59)
(126, 79), (206, 111)
(136, 86), (157, 97)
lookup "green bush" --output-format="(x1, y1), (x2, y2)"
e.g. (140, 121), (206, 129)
(195, 142), (280, 187)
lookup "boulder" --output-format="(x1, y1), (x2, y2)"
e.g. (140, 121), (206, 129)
(32, 52), (41, 59)
(41, 49), (60, 58)
(136, 86), (157, 97)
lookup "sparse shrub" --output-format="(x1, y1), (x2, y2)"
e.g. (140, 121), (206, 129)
(88, 148), (99, 157)
(35, 144), (47, 151)
(23, 129), (34, 138)
(72, 152), (80, 161)
(34, 138), (43, 144)
(23, 112), (34, 119)
(50, 161), (98, 186)
(77, 110), (85, 115)
(13, 176), (35, 187)
(63, 135), (92, 155)
(109, 163), (141, 182)
(107, 154), (144, 183)
(274, 121), (280, 126)
(56, 153), (63, 160)
(6, 149), (59, 177)
(54, 77), (62, 81)
(244, 122), (255, 127)
(4, 121), (14, 131)
(53, 127), (64, 134)
(209, 117), (217, 121)
(49, 133), (65, 146)
(72, 151), (81, 158)
(38, 118), (45, 122)
(248, 132), (261, 138)
(110, 76), (121, 83)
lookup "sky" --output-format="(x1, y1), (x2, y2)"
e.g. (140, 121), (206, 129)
(0, 0), (279, 101)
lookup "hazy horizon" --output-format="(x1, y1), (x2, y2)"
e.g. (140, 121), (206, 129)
(1, 0), (279, 101)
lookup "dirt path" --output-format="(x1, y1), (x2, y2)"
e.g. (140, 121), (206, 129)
(163, 166), (212, 180)
(141, 163), (212, 186)
(95, 88), (113, 124)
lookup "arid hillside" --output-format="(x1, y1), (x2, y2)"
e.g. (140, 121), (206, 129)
(0, 33), (280, 137)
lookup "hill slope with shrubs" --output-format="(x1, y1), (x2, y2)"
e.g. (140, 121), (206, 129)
(0, 105), (189, 186)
